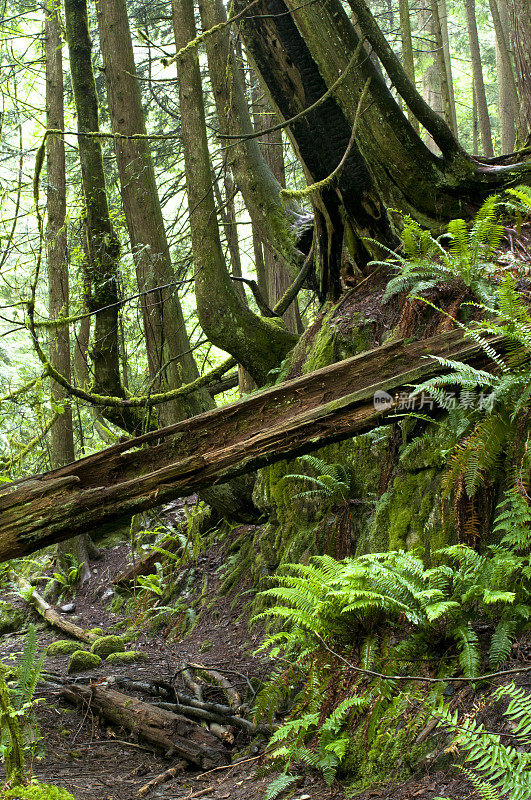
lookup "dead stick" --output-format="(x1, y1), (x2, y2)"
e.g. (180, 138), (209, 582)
(137, 763), (186, 797)
(174, 788), (214, 800)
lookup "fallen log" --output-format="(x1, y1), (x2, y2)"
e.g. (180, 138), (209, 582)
(0, 329), (502, 561)
(61, 683), (230, 768)
(14, 574), (98, 644)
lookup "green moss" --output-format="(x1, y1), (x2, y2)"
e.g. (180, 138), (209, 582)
(0, 602), (25, 635)
(105, 651), (147, 664)
(342, 689), (434, 791)
(90, 635), (125, 659)
(47, 640), (81, 656)
(1, 781), (75, 800)
(67, 650), (102, 673)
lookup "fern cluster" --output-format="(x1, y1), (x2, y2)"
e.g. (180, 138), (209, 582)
(435, 682), (531, 800)
(370, 195), (507, 304)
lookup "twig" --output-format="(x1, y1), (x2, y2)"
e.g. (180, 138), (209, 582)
(313, 632), (531, 684)
(173, 787), (215, 800)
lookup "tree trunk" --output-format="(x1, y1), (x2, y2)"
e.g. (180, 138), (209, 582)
(0, 329), (503, 559)
(430, 0), (454, 133)
(464, 0), (494, 157)
(251, 86), (304, 334)
(490, 0), (518, 153)
(95, 0), (213, 423)
(437, 0), (458, 136)
(508, 0), (531, 145)
(398, 0), (420, 132)
(171, 0), (297, 384)
(46, 0), (91, 585)
(198, 0), (306, 280)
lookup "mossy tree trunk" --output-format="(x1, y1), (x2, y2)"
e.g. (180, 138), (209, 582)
(46, 0), (91, 586)
(95, 0), (213, 424)
(171, 0), (298, 385)
(236, 0), (530, 249)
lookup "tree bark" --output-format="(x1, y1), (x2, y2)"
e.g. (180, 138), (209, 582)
(46, 0), (91, 585)
(464, 0), (494, 157)
(398, 0), (419, 132)
(508, 0), (531, 145)
(0, 329), (503, 560)
(198, 0), (306, 280)
(171, 0), (297, 384)
(490, 0), (518, 153)
(437, 0), (458, 136)
(95, 0), (212, 423)
(64, 0), (124, 399)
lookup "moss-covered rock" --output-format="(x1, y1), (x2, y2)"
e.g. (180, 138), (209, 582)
(105, 650), (147, 664)
(1, 781), (75, 799)
(47, 640), (82, 656)
(67, 650), (102, 673)
(0, 601), (25, 635)
(90, 635), (125, 659)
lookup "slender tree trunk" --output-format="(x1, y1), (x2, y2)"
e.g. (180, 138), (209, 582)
(420, 5), (443, 153)
(508, 0), (531, 145)
(95, 0), (212, 423)
(490, 0), (518, 152)
(472, 84), (479, 155)
(464, 0), (494, 156)
(437, 0), (458, 135)
(398, 0), (420, 132)
(64, 0), (122, 398)
(251, 84), (303, 333)
(46, 0), (91, 585)
(430, 0), (454, 132)
(171, 0), (297, 384)
(197, 0), (305, 280)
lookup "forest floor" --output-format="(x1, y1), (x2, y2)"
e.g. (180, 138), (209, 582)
(0, 501), (517, 800)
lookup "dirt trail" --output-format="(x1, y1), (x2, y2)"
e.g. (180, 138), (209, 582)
(0, 518), (484, 800)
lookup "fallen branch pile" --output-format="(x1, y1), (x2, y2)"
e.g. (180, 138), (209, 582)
(59, 663), (272, 773)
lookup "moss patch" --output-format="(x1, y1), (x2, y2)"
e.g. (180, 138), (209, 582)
(47, 640), (81, 656)
(0, 601), (25, 635)
(105, 651), (147, 664)
(67, 650), (102, 673)
(1, 782), (75, 800)
(90, 635), (125, 659)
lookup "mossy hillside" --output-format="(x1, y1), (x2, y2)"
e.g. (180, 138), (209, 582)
(342, 688), (435, 791)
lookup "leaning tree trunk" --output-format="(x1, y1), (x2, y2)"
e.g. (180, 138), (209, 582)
(45, 0), (91, 585)
(171, 0), (298, 384)
(0, 329), (505, 559)
(95, 0), (213, 424)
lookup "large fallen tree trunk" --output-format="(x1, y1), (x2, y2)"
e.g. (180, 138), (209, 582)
(61, 683), (230, 767)
(0, 329), (501, 561)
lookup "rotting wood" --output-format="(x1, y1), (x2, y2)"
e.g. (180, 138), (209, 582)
(0, 330), (503, 560)
(61, 683), (230, 768)
(14, 574), (99, 644)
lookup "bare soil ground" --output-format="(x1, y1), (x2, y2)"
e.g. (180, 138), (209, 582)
(0, 506), (525, 800)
